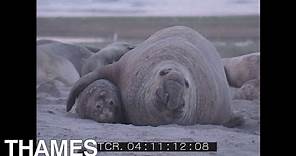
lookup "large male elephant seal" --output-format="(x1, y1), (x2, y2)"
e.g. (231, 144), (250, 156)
(223, 53), (260, 88)
(67, 26), (242, 127)
(37, 42), (93, 75)
(81, 41), (135, 76)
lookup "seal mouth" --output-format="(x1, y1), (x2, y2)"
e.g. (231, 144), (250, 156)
(166, 78), (184, 86)
(155, 80), (186, 115)
(93, 108), (115, 123)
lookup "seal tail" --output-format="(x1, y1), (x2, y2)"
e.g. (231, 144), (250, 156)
(66, 65), (114, 112)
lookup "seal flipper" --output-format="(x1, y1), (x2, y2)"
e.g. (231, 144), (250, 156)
(66, 64), (117, 112)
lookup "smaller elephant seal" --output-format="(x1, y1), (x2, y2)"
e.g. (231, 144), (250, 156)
(75, 79), (124, 123)
(72, 41), (133, 123)
(223, 52), (260, 88)
(81, 41), (135, 76)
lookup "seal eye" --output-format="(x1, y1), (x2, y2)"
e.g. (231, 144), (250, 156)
(109, 101), (114, 106)
(184, 79), (189, 88)
(159, 68), (172, 76)
(96, 103), (102, 109)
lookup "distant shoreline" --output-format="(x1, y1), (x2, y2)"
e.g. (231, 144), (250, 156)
(37, 14), (259, 19)
(37, 15), (259, 57)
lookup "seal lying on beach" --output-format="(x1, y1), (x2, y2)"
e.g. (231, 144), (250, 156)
(74, 42), (134, 122)
(37, 42), (93, 75)
(75, 80), (124, 123)
(223, 53), (260, 88)
(37, 47), (80, 86)
(67, 26), (243, 127)
(81, 41), (135, 76)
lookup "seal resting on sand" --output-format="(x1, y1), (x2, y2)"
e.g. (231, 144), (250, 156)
(223, 53), (260, 88)
(74, 42), (134, 123)
(37, 42), (93, 75)
(67, 26), (243, 127)
(81, 41), (135, 76)
(37, 47), (80, 86)
(75, 80), (124, 123)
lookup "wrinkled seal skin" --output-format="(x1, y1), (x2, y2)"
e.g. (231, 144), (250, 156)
(81, 41), (135, 76)
(223, 53), (260, 88)
(37, 42), (93, 76)
(67, 26), (241, 126)
(76, 80), (124, 123)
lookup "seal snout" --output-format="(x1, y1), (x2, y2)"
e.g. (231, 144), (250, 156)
(156, 68), (188, 112)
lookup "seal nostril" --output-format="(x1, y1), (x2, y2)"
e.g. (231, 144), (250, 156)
(184, 79), (189, 88)
(159, 68), (172, 76)
(109, 101), (114, 106)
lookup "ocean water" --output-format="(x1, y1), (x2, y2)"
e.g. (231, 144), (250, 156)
(37, 0), (260, 17)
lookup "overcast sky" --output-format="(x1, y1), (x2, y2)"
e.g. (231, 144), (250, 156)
(37, 0), (260, 17)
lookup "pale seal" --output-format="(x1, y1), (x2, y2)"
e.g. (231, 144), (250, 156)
(37, 47), (80, 86)
(37, 42), (93, 75)
(223, 52), (260, 88)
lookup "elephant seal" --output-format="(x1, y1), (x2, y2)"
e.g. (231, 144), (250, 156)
(37, 42), (93, 75)
(75, 42), (133, 122)
(81, 41), (135, 76)
(67, 26), (243, 127)
(75, 80), (124, 123)
(223, 53), (260, 88)
(37, 47), (80, 86)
